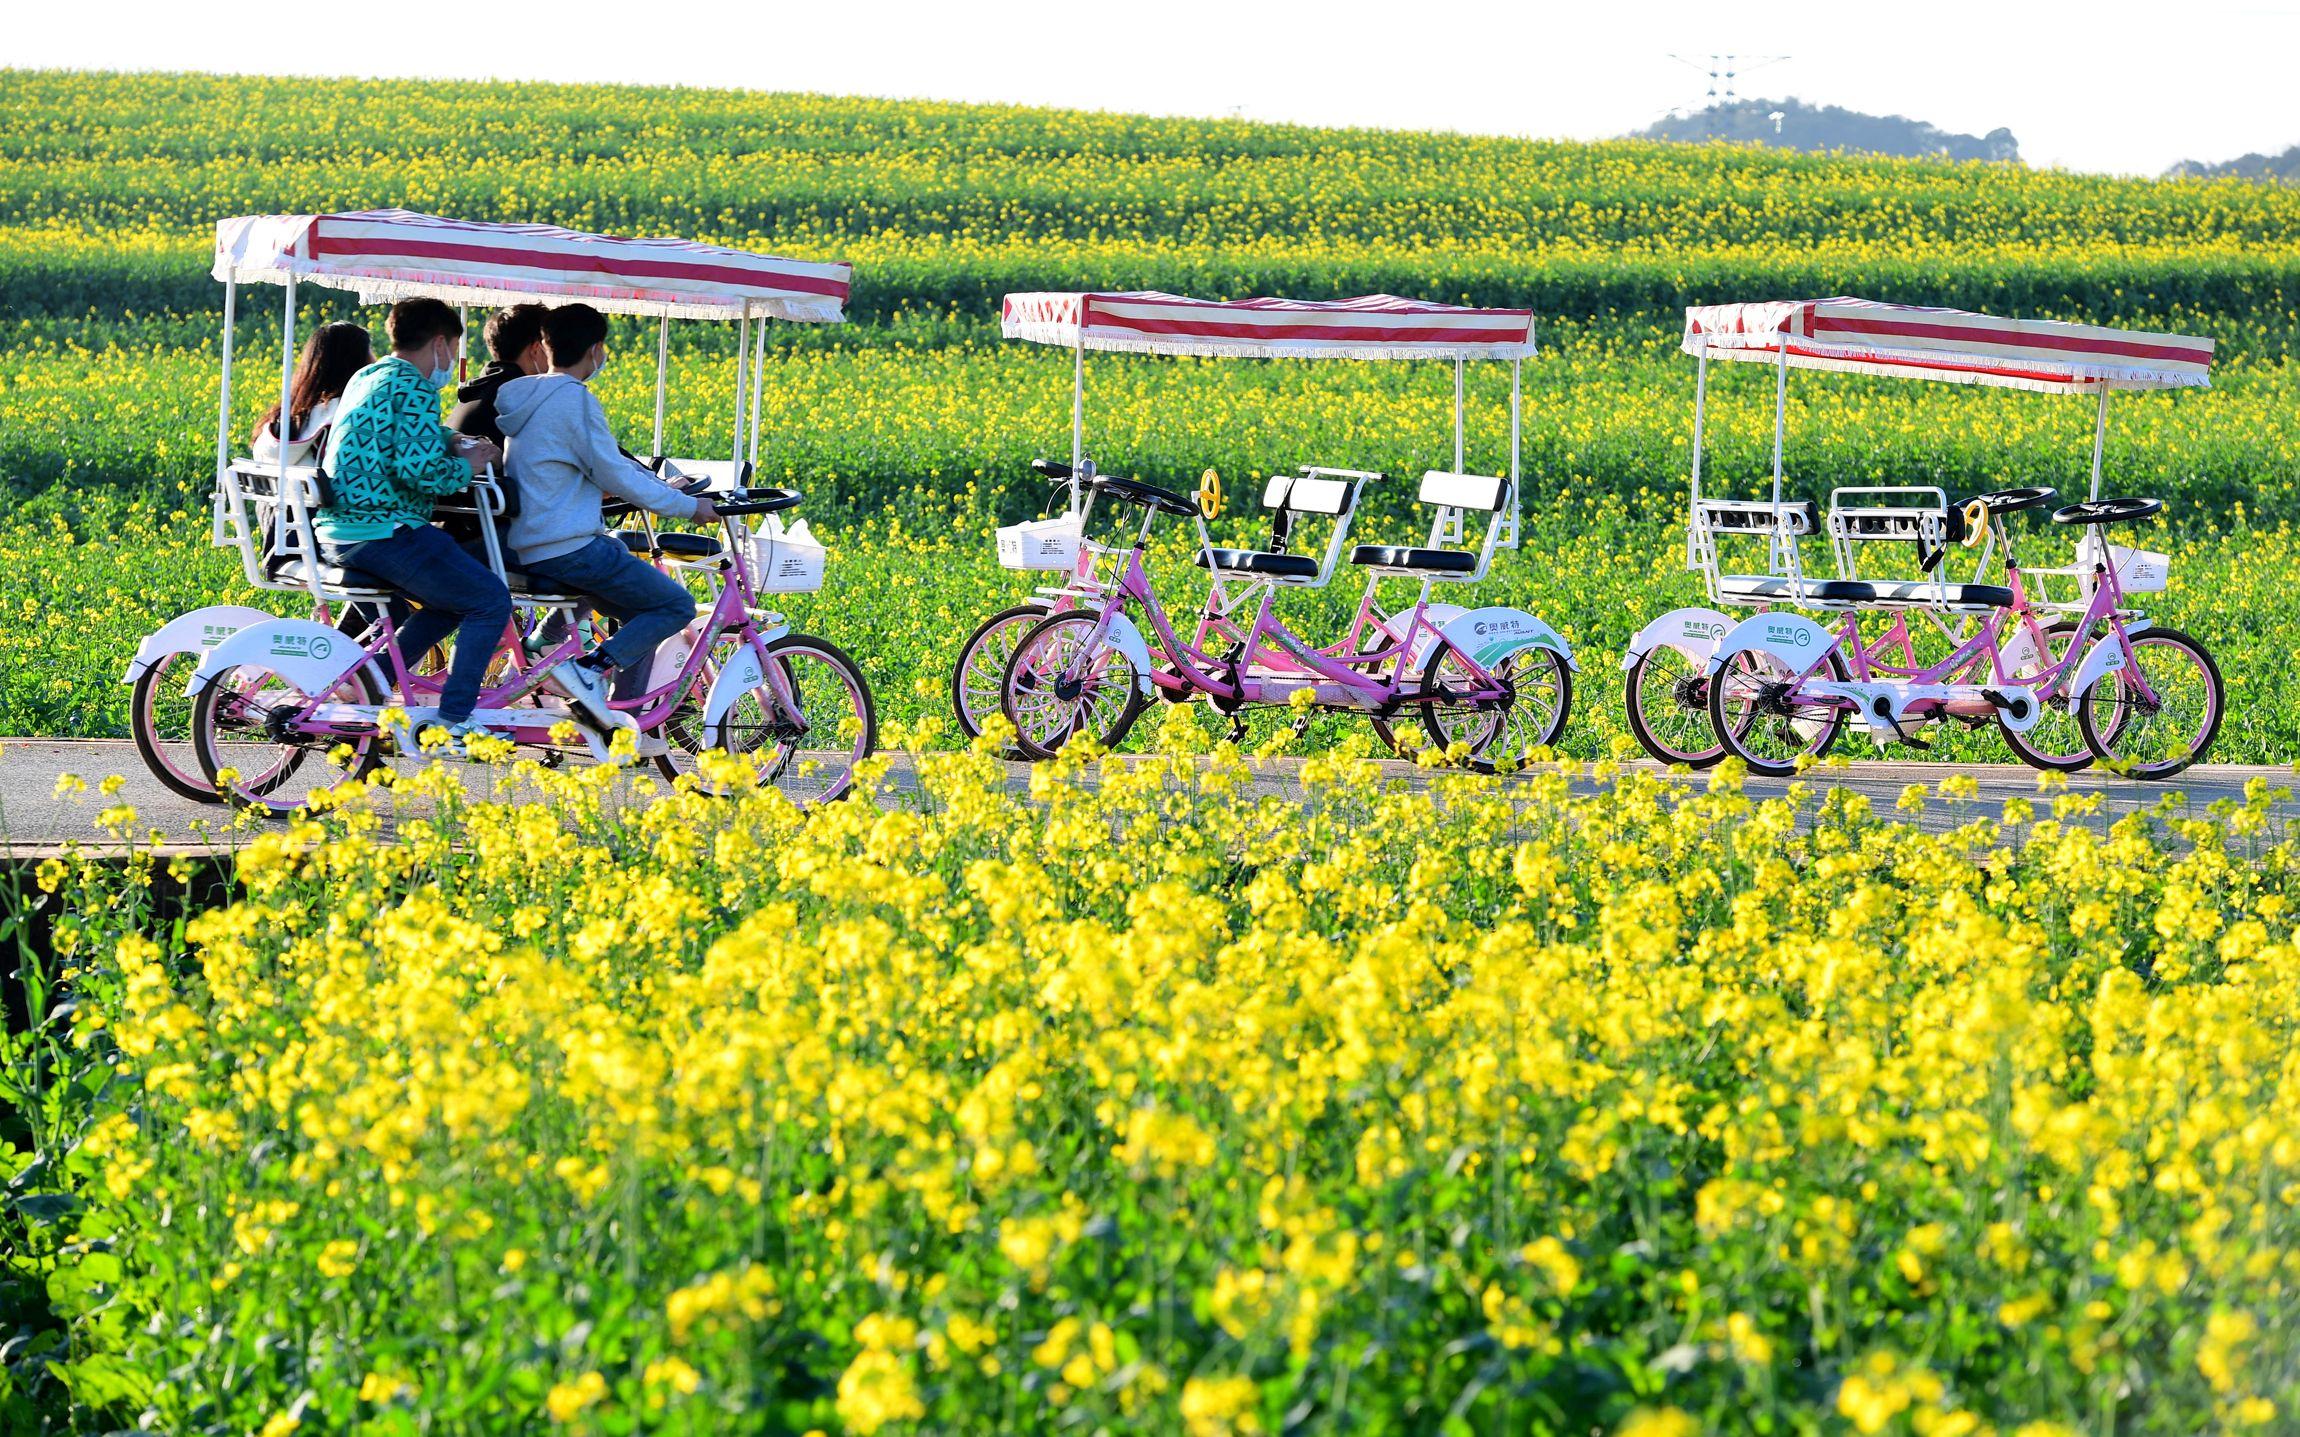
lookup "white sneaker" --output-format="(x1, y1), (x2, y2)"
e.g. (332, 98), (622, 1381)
(551, 660), (619, 732)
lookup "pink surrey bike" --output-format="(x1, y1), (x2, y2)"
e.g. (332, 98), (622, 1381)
(1704, 488), (2219, 778)
(126, 207), (873, 813)
(185, 465), (876, 813)
(1623, 295), (2220, 776)
(998, 467), (1573, 769)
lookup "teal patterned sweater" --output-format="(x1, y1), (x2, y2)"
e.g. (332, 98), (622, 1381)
(315, 357), (472, 544)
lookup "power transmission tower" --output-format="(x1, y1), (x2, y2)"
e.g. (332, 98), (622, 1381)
(1668, 52), (1790, 109)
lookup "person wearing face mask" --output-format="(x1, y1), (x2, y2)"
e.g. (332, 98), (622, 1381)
(495, 303), (717, 729)
(315, 297), (515, 754)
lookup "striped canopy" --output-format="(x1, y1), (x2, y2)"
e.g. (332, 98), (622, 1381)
(1682, 298), (2212, 393)
(213, 209), (850, 323)
(1002, 291), (1536, 361)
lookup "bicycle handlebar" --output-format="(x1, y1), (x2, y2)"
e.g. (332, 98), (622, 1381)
(1091, 474), (1200, 518)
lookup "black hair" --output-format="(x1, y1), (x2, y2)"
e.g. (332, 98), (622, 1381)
(255, 321), (373, 439)
(541, 303), (610, 367)
(484, 302), (552, 363)
(384, 297), (463, 352)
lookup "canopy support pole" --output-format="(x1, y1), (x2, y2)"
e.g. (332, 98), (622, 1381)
(747, 318), (768, 470)
(1688, 342), (1709, 569)
(1070, 336), (1085, 513)
(1452, 357), (1465, 474)
(1503, 358), (1521, 550)
(215, 279), (237, 483)
(457, 306), (470, 383)
(2088, 387), (2111, 500)
(1770, 339), (1789, 573)
(651, 316), (669, 459)
(276, 275), (297, 472)
(730, 309), (751, 472)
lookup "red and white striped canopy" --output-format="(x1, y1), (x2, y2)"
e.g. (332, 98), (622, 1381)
(1683, 298), (2211, 393)
(1002, 291), (1536, 361)
(213, 210), (850, 323)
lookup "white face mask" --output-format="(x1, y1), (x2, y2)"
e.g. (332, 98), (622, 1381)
(426, 340), (456, 390)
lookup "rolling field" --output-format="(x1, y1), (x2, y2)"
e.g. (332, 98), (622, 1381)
(5, 68), (2300, 1436)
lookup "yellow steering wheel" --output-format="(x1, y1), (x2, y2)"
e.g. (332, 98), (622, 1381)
(1960, 498), (1990, 547)
(1196, 467), (1224, 521)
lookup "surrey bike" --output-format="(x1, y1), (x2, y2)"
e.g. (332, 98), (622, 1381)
(131, 207), (872, 811)
(187, 464), (875, 812)
(999, 466), (1572, 769)
(1705, 487), (2219, 779)
(974, 288), (1565, 756)
(1623, 295), (2218, 772)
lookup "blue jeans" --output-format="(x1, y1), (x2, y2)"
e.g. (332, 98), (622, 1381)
(324, 524), (514, 725)
(524, 535), (697, 676)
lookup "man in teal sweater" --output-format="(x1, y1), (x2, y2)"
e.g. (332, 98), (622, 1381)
(318, 298), (513, 750)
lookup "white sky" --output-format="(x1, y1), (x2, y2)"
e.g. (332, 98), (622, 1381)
(11, 0), (2299, 176)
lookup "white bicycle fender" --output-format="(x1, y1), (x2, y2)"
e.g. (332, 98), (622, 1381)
(2066, 634), (2129, 701)
(121, 605), (279, 685)
(1621, 607), (1735, 672)
(1706, 611), (1836, 679)
(189, 618), (365, 697)
(1433, 606), (1578, 672)
(699, 643), (768, 748)
(1100, 611), (1158, 696)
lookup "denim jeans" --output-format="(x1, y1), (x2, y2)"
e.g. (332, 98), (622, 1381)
(524, 535), (697, 676)
(324, 524), (514, 724)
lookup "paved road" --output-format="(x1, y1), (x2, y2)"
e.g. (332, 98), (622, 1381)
(2, 738), (2290, 855)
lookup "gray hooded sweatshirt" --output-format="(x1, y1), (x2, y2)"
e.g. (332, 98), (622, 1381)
(496, 373), (702, 565)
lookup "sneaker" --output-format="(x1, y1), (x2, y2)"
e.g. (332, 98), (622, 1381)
(551, 659), (619, 732)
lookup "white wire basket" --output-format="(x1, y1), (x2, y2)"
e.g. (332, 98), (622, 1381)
(996, 516), (1084, 572)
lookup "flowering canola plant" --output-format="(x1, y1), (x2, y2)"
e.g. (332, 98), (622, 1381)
(5, 728), (2299, 1433)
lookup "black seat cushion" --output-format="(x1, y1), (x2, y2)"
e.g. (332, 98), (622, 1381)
(617, 530), (724, 558)
(1350, 544), (1476, 574)
(1717, 574), (1876, 603)
(271, 557), (391, 592)
(1196, 547), (1319, 580)
(1866, 580), (2015, 608)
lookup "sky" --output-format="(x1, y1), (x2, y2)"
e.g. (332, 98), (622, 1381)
(10, 0), (2299, 176)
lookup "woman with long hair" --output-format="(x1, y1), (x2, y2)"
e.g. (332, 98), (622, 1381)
(252, 321), (373, 463)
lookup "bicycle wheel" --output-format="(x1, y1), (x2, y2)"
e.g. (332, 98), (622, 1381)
(131, 653), (226, 803)
(1415, 644), (1573, 772)
(950, 603), (1048, 744)
(1624, 644), (1724, 768)
(190, 661), (386, 816)
(1001, 612), (1149, 761)
(687, 633), (877, 806)
(1707, 646), (1849, 778)
(2077, 627), (2223, 779)
(1999, 619), (2100, 772)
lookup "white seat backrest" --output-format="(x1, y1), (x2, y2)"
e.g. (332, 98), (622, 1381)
(1419, 470), (1508, 512)
(1260, 475), (1296, 511)
(1285, 475), (1354, 516)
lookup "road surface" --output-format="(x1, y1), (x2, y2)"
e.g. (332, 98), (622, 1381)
(2, 738), (2289, 856)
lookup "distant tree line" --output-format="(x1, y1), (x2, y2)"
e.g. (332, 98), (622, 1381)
(1635, 98), (2020, 163)
(2165, 145), (2300, 183)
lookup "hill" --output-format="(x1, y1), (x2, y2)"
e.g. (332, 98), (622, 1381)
(2167, 144), (2300, 183)
(1636, 98), (2019, 164)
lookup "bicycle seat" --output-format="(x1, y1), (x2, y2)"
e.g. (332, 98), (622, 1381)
(1717, 575), (1876, 604)
(1349, 544), (1476, 575)
(713, 487), (803, 516)
(617, 531), (724, 559)
(1865, 580), (2016, 608)
(271, 557), (393, 594)
(503, 569), (580, 602)
(2053, 496), (2163, 526)
(1197, 547), (1319, 580)
(1965, 486), (2057, 515)
(1091, 474), (1199, 518)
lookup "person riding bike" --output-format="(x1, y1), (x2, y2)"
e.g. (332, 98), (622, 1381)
(314, 297), (512, 755)
(495, 302), (719, 731)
